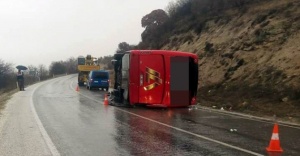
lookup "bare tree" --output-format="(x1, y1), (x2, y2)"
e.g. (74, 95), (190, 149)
(27, 65), (38, 77)
(0, 59), (14, 90)
(0, 59), (13, 76)
(38, 64), (49, 80)
(98, 55), (114, 70)
(28, 65), (38, 72)
(64, 57), (77, 74)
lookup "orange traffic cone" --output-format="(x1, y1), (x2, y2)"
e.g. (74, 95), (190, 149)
(266, 123), (283, 153)
(76, 85), (79, 92)
(103, 94), (108, 105)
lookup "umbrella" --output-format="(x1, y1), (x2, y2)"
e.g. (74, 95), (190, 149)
(16, 65), (28, 70)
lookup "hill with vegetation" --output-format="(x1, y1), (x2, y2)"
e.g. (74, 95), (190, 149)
(108, 0), (300, 122)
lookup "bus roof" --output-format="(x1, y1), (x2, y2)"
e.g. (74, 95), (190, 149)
(129, 50), (198, 58)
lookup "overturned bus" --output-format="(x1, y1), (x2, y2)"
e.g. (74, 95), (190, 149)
(109, 50), (198, 107)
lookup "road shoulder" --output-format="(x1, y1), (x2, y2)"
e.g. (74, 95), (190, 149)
(0, 82), (53, 156)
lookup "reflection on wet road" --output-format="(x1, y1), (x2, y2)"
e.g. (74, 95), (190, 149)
(33, 75), (300, 156)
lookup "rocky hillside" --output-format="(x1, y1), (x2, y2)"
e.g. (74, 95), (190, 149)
(154, 0), (300, 121)
(163, 0), (300, 86)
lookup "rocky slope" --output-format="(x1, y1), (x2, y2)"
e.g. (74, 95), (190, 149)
(160, 0), (300, 121)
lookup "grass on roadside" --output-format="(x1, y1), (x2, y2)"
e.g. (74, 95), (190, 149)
(0, 90), (17, 114)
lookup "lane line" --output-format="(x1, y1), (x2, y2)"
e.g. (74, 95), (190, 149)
(31, 80), (61, 156)
(70, 81), (263, 156)
(198, 107), (300, 129)
(115, 108), (264, 156)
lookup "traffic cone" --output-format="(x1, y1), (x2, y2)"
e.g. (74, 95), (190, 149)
(266, 123), (283, 153)
(76, 85), (79, 92)
(103, 94), (108, 105)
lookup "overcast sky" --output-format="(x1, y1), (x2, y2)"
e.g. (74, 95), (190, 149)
(0, 0), (173, 68)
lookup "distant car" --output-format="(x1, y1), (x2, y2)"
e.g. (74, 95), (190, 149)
(86, 70), (110, 91)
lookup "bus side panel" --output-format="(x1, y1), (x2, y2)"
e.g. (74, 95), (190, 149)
(129, 53), (140, 104)
(162, 55), (171, 106)
(138, 55), (165, 104)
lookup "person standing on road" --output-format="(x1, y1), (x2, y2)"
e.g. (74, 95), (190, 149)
(16, 69), (25, 91)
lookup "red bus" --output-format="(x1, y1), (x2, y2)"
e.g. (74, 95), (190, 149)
(109, 50), (198, 107)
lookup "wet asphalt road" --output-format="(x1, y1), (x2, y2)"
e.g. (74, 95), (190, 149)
(33, 75), (300, 156)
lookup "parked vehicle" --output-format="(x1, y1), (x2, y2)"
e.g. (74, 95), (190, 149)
(77, 55), (101, 86)
(86, 70), (110, 91)
(109, 50), (198, 107)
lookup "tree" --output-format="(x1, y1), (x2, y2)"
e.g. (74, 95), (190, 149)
(0, 59), (13, 90)
(98, 55), (114, 70)
(27, 65), (39, 77)
(140, 9), (170, 49)
(38, 64), (48, 80)
(28, 65), (37, 72)
(142, 9), (169, 29)
(64, 57), (77, 74)
(116, 42), (135, 53)
(0, 59), (13, 76)
(141, 9), (169, 42)
(49, 61), (66, 75)
(166, 0), (193, 18)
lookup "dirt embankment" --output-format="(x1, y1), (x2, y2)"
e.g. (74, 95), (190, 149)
(161, 0), (300, 122)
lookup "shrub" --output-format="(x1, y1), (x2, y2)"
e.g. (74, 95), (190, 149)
(204, 42), (214, 53)
(260, 20), (270, 27)
(252, 14), (268, 26)
(254, 29), (269, 44)
(183, 33), (194, 43)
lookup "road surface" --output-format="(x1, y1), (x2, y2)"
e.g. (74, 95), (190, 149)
(0, 75), (299, 156)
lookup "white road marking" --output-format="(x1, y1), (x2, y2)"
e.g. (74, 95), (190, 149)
(70, 81), (263, 156)
(116, 108), (264, 156)
(199, 107), (300, 130)
(31, 81), (61, 156)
